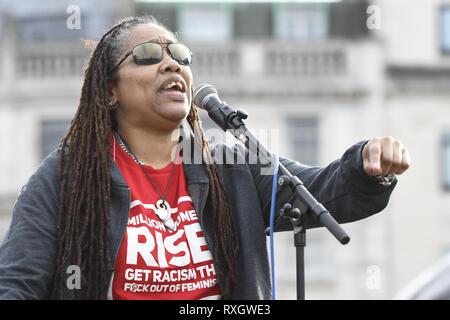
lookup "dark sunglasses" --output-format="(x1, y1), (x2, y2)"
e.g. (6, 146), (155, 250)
(111, 41), (193, 74)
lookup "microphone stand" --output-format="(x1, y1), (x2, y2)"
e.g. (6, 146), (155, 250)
(203, 99), (350, 300)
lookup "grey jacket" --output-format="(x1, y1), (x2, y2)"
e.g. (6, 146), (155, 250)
(0, 128), (396, 300)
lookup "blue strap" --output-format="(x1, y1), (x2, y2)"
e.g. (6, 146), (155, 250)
(269, 154), (279, 300)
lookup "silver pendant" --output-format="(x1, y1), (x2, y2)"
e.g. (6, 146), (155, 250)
(155, 200), (176, 232)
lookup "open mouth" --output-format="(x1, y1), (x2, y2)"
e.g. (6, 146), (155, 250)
(158, 78), (187, 101)
(159, 79), (186, 93)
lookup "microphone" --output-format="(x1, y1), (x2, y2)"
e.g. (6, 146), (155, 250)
(194, 83), (250, 133)
(194, 83), (234, 131)
(194, 83), (254, 152)
(193, 83), (220, 112)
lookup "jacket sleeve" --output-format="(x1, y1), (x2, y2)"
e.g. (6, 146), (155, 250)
(0, 150), (60, 299)
(248, 140), (397, 231)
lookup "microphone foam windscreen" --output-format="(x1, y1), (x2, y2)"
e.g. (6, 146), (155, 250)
(193, 83), (218, 108)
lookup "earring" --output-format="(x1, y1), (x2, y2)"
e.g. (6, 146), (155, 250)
(109, 101), (119, 111)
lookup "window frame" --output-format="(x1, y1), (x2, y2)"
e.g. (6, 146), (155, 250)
(286, 116), (320, 167)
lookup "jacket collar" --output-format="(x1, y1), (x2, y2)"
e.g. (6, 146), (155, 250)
(179, 122), (210, 219)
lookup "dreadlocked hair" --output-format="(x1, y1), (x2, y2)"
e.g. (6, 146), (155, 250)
(186, 102), (239, 299)
(52, 15), (239, 299)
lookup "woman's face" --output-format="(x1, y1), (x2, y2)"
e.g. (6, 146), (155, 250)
(110, 23), (193, 132)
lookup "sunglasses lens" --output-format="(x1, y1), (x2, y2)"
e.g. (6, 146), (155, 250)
(132, 42), (192, 66)
(133, 43), (162, 65)
(168, 43), (192, 65)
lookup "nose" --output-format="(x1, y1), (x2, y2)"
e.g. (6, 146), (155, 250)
(159, 47), (181, 73)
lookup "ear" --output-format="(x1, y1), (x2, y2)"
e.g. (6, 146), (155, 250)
(107, 81), (119, 104)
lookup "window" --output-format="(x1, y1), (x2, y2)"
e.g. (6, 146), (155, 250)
(274, 5), (328, 41)
(442, 132), (450, 190)
(440, 6), (450, 54)
(286, 117), (319, 166)
(329, 0), (369, 39)
(41, 120), (70, 160)
(177, 6), (233, 41)
(18, 15), (86, 43)
(234, 4), (272, 39)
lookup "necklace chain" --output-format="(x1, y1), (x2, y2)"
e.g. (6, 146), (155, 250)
(114, 130), (176, 212)
(114, 131), (145, 166)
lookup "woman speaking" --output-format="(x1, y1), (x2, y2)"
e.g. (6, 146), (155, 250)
(0, 15), (410, 300)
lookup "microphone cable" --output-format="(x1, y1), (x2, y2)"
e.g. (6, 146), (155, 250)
(269, 154), (279, 300)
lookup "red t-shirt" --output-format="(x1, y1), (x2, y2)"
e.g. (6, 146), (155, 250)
(111, 133), (222, 300)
